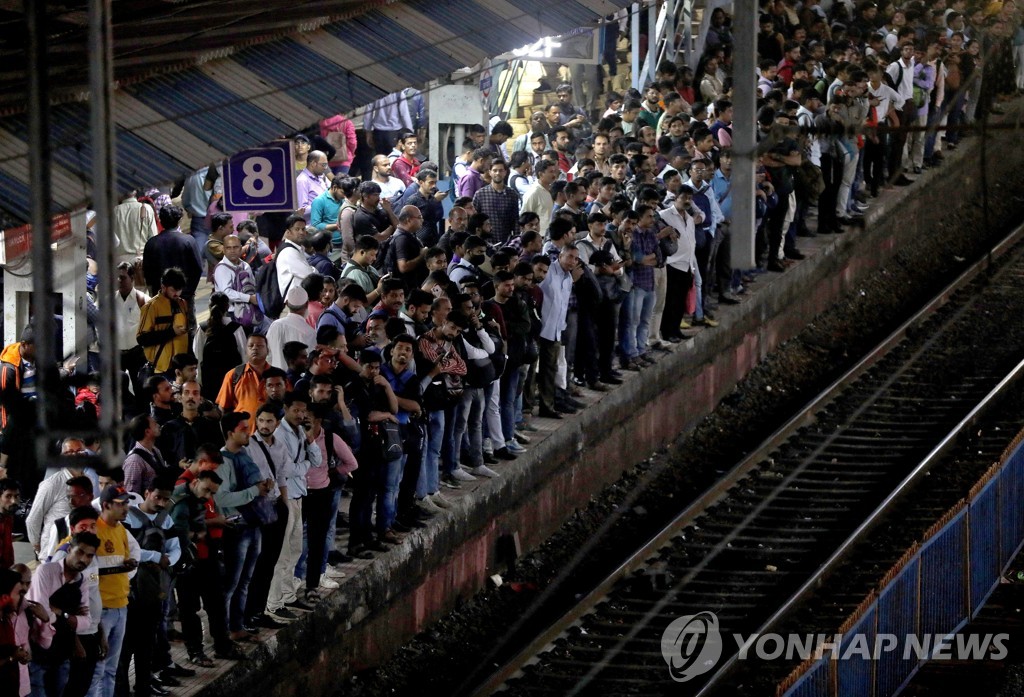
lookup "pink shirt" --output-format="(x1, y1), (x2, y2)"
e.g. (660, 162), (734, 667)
(306, 429), (358, 489)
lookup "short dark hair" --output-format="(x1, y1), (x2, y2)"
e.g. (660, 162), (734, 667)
(282, 341), (308, 363)
(220, 411), (251, 435)
(69, 505), (99, 527)
(261, 366), (287, 383)
(283, 391), (309, 408)
(66, 475), (93, 494)
(158, 204), (183, 230)
(161, 267), (186, 290)
(354, 235), (380, 252)
(197, 469), (223, 485)
(0, 478), (20, 493)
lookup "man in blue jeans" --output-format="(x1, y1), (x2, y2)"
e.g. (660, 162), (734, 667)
(379, 334), (420, 541)
(215, 411), (274, 643)
(620, 205), (662, 372)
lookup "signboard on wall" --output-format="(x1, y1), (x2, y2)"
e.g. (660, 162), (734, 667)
(222, 140), (296, 212)
(0, 212), (72, 266)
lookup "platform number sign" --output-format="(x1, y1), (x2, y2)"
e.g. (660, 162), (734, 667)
(222, 141), (296, 212)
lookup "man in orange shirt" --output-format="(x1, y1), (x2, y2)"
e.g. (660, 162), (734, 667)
(216, 334), (271, 417)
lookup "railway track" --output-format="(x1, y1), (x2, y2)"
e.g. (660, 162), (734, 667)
(471, 226), (1024, 697)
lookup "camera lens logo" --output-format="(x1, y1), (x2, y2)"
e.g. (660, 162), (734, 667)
(661, 611), (723, 682)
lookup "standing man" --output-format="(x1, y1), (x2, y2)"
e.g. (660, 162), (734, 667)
(537, 245), (583, 418)
(658, 185), (703, 342)
(276, 214), (316, 303)
(521, 160), (558, 238)
(472, 159), (520, 245)
(27, 451), (93, 560)
(364, 92), (414, 156)
(90, 484), (142, 697)
(122, 414), (167, 496)
(455, 148), (492, 199)
(137, 267), (190, 375)
(266, 287), (316, 371)
(114, 187), (157, 267)
(296, 151), (331, 224)
(0, 479), (18, 570)
(370, 155), (407, 201)
(142, 205), (203, 313)
(266, 393), (319, 619)
(404, 170), (448, 248)
(216, 411), (275, 643)
(26, 531), (96, 697)
(115, 262), (150, 397)
(390, 206), (429, 289)
(119, 479), (180, 697)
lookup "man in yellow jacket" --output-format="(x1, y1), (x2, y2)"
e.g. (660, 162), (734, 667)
(137, 268), (190, 374)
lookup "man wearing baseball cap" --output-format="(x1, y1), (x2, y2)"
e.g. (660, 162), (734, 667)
(89, 484), (142, 697)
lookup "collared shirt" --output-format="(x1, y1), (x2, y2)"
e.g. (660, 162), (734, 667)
(886, 57), (916, 102)
(246, 432), (289, 499)
(296, 169), (329, 222)
(215, 448), (263, 518)
(310, 189), (342, 230)
(48, 543), (101, 636)
(275, 240), (315, 299)
(123, 442), (165, 496)
(116, 288), (149, 351)
(521, 184), (554, 237)
(660, 205), (698, 273)
(539, 259), (573, 341)
(363, 92), (413, 132)
(27, 559), (92, 640)
(180, 167), (211, 218)
(629, 226), (660, 292)
(215, 361), (268, 416)
(274, 420), (321, 499)
(473, 185), (520, 244)
(266, 313), (316, 370)
(114, 197), (158, 257)
(710, 169), (733, 221)
(686, 177), (725, 235)
(456, 166), (486, 198)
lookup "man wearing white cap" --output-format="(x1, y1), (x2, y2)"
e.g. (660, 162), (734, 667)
(266, 286), (316, 370)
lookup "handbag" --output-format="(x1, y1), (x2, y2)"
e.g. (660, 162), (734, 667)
(232, 456), (278, 527)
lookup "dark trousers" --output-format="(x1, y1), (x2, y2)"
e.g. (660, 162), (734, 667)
(863, 138), (886, 197)
(348, 457), (381, 550)
(887, 108), (909, 179)
(596, 302), (619, 378)
(64, 632), (100, 697)
(303, 487), (333, 591)
(177, 556), (231, 655)
(372, 129), (403, 155)
(695, 243), (711, 308)
(117, 597), (161, 696)
(245, 500), (288, 620)
(573, 309), (600, 384)
(818, 153), (844, 232)
(715, 226), (733, 295)
(662, 266), (694, 338)
(397, 422), (424, 522)
(765, 192), (790, 262)
(537, 337), (561, 412)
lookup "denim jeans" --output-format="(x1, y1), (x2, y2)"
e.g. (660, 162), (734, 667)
(499, 363), (523, 444)
(483, 380), (502, 450)
(419, 409), (445, 497)
(30, 659), (69, 697)
(622, 287), (655, 359)
(222, 525), (262, 632)
(189, 216), (210, 262)
(88, 606), (127, 697)
(453, 387), (485, 469)
(376, 454), (404, 533)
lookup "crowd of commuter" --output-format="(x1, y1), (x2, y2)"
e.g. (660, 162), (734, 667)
(0, 0), (1022, 693)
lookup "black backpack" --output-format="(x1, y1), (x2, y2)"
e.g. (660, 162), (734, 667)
(255, 245), (298, 319)
(198, 320), (242, 400)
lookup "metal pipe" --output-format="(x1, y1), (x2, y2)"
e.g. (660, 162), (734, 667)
(630, 2), (641, 91)
(26, 0), (56, 471)
(729, 4), (756, 269)
(89, 0), (121, 470)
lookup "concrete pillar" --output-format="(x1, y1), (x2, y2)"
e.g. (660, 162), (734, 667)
(730, 5), (757, 269)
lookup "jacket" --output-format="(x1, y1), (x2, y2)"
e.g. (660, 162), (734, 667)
(137, 294), (189, 372)
(0, 342), (29, 429)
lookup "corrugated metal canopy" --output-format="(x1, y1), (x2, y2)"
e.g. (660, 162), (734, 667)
(0, 0), (631, 223)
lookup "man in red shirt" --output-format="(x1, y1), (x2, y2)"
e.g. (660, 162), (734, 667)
(0, 479), (19, 569)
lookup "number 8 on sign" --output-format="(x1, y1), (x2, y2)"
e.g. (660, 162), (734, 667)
(222, 141), (296, 212)
(241, 157), (274, 197)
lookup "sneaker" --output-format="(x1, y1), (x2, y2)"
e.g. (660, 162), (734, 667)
(325, 565), (346, 579)
(266, 607), (299, 623)
(586, 381), (610, 392)
(450, 467), (478, 482)
(513, 431), (531, 444)
(347, 546), (375, 560)
(430, 493), (453, 509)
(517, 422), (539, 432)
(469, 464), (500, 478)
(482, 451), (499, 465)
(693, 317), (720, 327)
(638, 354), (657, 366)
(419, 496), (445, 514)
(506, 440), (527, 454)
(285, 598), (314, 612)
(494, 447), (518, 460)
(439, 475), (462, 489)
(305, 588), (325, 602)
(187, 652), (216, 668)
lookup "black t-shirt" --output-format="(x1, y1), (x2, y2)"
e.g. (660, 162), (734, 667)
(392, 229), (426, 287)
(352, 207), (389, 238)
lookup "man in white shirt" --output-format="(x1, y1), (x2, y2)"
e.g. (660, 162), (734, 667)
(370, 155), (407, 201)
(113, 189), (158, 265)
(659, 185), (704, 342)
(885, 41), (917, 186)
(276, 215), (315, 303)
(267, 286), (316, 370)
(521, 160), (559, 238)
